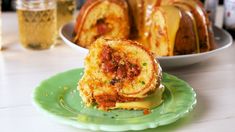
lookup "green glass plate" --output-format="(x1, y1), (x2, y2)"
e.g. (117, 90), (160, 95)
(32, 68), (196, 131)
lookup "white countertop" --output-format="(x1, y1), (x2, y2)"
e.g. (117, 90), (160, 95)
(1, 9), (235, 132)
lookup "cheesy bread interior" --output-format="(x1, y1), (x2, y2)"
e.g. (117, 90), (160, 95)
(78, 38), (163, 110)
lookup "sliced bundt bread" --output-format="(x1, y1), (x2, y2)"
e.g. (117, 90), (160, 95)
(78, 38), (163, 110)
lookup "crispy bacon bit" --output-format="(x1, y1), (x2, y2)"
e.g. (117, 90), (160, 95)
(117, 64), (127, 79)
(97, 19), (108, 35)
(127, 63), (140, 80)
(95, 94), (117, 109)
(143, 109), (151, 115)
(113, 55), (121, 64)
(101, 61), (116, 73)
(110, 78), (120, 85)
(101, 45), (113, 61)
(100, 45), (141, 81)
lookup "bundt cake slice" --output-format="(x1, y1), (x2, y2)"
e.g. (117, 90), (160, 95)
(73, 0), (130, 48)
(78, 38), (163, 110)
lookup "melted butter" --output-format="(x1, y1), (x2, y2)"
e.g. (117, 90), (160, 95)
(161, 6), (181, 56)
(115, 85), (165, 109)
(174, 3), (200, 53)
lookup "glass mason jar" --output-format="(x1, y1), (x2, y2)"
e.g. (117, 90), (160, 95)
(16, 0), (57, 50)
(56, 0), (76, 36)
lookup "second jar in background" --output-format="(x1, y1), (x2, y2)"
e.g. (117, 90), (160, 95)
(57, 0), (76, 34)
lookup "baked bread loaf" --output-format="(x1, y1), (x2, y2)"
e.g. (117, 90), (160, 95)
(78, 38), (163, 110)
(74, 0), (215, 56)
(73, 0), (130, 48)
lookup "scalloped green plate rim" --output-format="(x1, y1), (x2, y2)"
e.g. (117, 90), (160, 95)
(32, 68), (197, 131)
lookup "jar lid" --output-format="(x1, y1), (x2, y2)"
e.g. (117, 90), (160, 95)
(16, 0), (56, 10)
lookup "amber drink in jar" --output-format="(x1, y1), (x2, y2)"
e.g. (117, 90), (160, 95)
(16, 0), (57, 50)
(57, 0), (76, 35)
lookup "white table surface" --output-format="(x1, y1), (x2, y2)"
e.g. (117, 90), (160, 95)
(1, 8), (235, 132)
